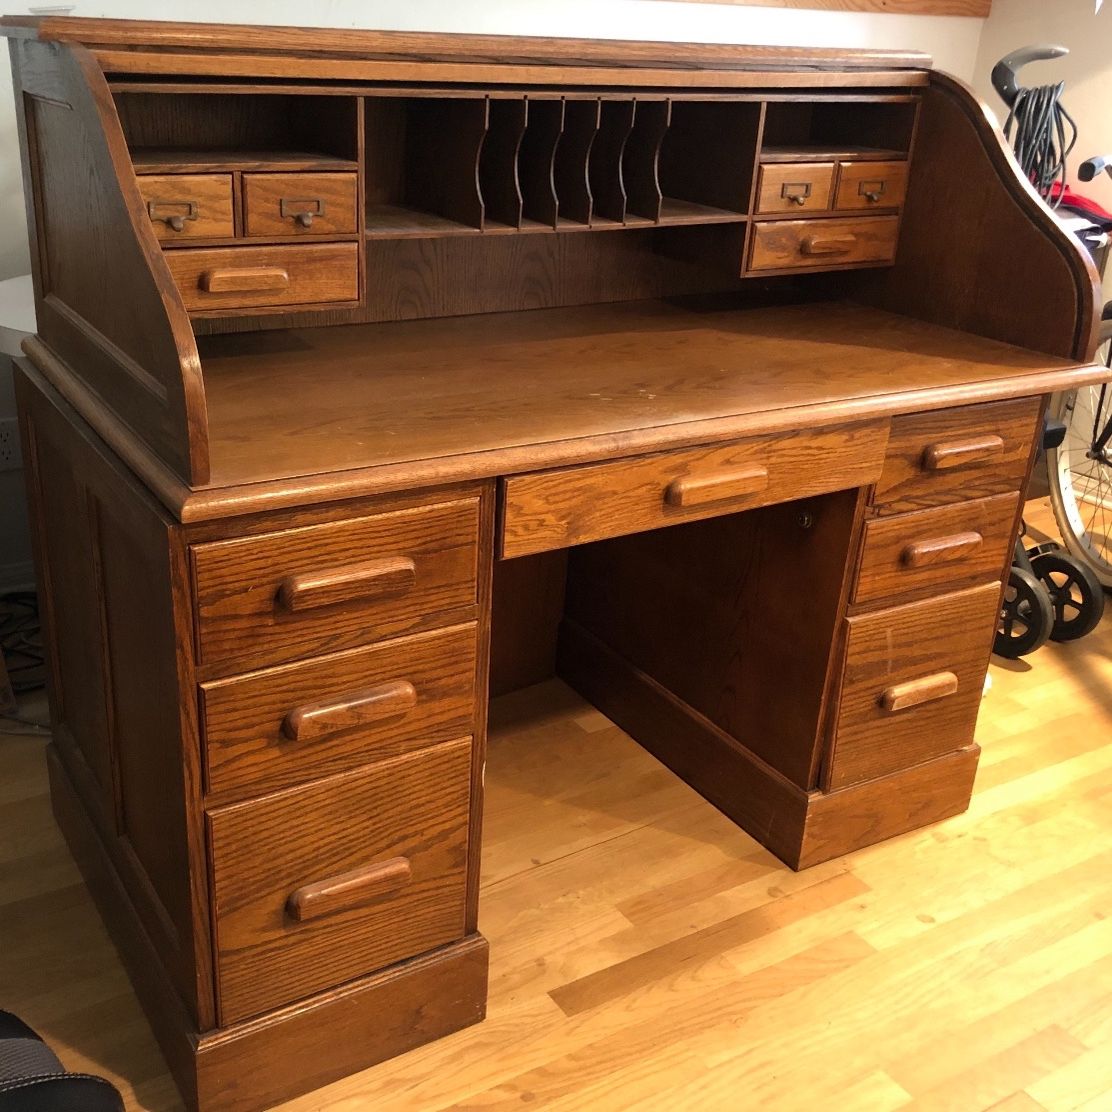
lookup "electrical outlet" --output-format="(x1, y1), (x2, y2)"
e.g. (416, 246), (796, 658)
(0, 418), (21, 473)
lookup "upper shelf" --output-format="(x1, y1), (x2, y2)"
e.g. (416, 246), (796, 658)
(759, 145), (909, 163)
(131, 148), (360, 174)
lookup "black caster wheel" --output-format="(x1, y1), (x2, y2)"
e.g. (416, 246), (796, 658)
(1030, 549), (1106, 642)
(995, 566), (1054, 659)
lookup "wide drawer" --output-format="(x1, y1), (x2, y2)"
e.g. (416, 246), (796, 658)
(853, 493), (1019, 607)
(499, 420), (888, 559)
(243, 172), (359, 237)
(209, 737), (472, 1024)
(834, 160), (909, 212)
(748, 216), (898, 272)
(826, 582), (1000, 790)
(137, 173), (235, 241)
(873, 397), (1041, 514)
(755, 162), (835, 215)
(191, 497), (480, 673)
(165, 242), (358, 311)
(202, 624), (478, 801)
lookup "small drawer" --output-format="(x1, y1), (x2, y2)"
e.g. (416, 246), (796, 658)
(826, 581), (999, 790)
(834, 160), (909, 212)
(756, 162), (835, 215)
(853, 493), (1019, 608)
(873, 397), (1041, 514)
(191, 497), (480, 673)
(165, 242), (358, 312)
(748, 216), (898, 272)
(209, 737), (471, 1024)
(243, 172), (359, 237)
(137, 173), (234, 241)
(500, 420), (888, 559)
(202, 624), (478, 800)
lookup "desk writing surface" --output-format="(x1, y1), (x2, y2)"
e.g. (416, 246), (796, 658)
(197, 298), (1084, 491)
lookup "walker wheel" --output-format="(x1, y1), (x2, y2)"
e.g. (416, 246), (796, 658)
(995, 566), (1054, 658)
(1030, 550), (1105, 642)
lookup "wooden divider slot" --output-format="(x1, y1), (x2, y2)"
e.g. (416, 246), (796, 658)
(590, 101), (635, 225)
(554, 99), (600, 227)
(480, 98), (528, 230)
(624, 100), (671, 224)
(519, 98), (564, 230)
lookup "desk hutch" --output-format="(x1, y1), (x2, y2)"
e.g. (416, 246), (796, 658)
(2, 16), (1106, 1112)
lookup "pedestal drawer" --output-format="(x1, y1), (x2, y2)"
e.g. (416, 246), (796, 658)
(201, 624), (478, 801)
(191, 497), (480, 673)
(209, 737), (472, 1024)
(852, 492), (1019, 607)
(826, 582), (1000, 790)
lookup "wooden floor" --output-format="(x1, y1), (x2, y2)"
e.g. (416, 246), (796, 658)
(4, 498), (1112, 1111)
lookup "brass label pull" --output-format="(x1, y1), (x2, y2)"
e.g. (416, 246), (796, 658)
(858, 179), (887, 203)
(280, 197), (327, 228)
(146, 198), (198, 232)
(781, 181), (812, 206)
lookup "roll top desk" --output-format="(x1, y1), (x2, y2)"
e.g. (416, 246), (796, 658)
(2, 17), (1106, 1111)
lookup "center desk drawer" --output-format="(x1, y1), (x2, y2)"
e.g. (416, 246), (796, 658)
(209, 737), (471, 1024)
(191, 498), (480, 672)
(500, 422), (887, 559)
(748, 216), (898, 273)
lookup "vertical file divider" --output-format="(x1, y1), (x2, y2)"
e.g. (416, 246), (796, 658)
(624, 99), (671, 223)
(405, 96), (489, 230)
(480, 98), (528, 229)
(518, 98), (565, 229)
(555, 98), (600, 226)
(590, 100), (635, 224)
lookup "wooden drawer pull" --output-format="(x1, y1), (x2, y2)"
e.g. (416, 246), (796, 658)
(201, 266), (290, 293)
(900, 530), (984, 568)
(282, 680), (418, 742)
(286, 857), (413, 923)
(880, 671), (959, 713)
(665, 466), (769, 508)
(801, 234), (856, 256)
(922, 434), (1005, 471)
(278, 556), (417, 612)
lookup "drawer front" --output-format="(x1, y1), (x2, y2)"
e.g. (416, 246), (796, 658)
(165, 242), (358, 311)
(853, 493), (1019, 607)
(827, 582), (999, 790)
(243, 172), (359, 237)
(192, 497), (480, 672)
(749, 216), (898, 272)
(500, 421), (888, 559)
(873, 397), (1041, 514)
(137, 173), (234, 241)
(209, 737), (471, 1024)
(756, 162), (835, 215)
(202, 624), (478, 800)
(834, 160), (909, 212)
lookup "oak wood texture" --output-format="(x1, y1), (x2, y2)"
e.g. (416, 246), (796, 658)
(164, 243), (358, 312)
(201, 623), (477, 802)
(208, 736), (472, 1025)
(748, 215), (899, 271)
(834, 159), (909, 211)
(242, 172), (357, 237)
(826, 582), (1000, 790)
(500, 421), (885, 558)
(756, 161), (835, 214)
(131, 150), (359, 175)
(873, 397), (1041, 514)
(852, 492), (1019, 606)
(137, 174), (235, 241)
(190, 496), (480, 674)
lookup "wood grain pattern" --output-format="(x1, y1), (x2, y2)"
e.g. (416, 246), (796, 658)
(873, 397), (1041, 514)
(853, 492), (1019, 606)
(137, 174), (235, 241)
(749, 215), (898, 271)
(190, 497), (479, 675)
(826, 582), (1000, 790)
(208, 736), (472, 1024)
(500, 420), (887, 558)
(201, 624), (477, 801)
(242, 172), (357, 237)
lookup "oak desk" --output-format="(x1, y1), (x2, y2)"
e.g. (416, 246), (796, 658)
(2, 16), (1106, 1111)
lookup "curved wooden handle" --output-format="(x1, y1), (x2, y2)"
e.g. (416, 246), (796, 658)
(286, 858), (413, 923)
(282, 681), (418, 742)
(278, 556), (416, 612)
(201, 266), (289, 293)
(922, 434), (1005, 471)
(665, 466), (769, 508)
(900, 531), (984, 568)
(880, 671), (959, 713)
(801, 234), (856, 256)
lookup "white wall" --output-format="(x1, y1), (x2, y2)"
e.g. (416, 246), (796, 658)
(972, 0), (1112, 210)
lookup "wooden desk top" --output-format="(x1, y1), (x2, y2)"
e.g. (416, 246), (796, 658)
(185, 298), (1097, 519)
